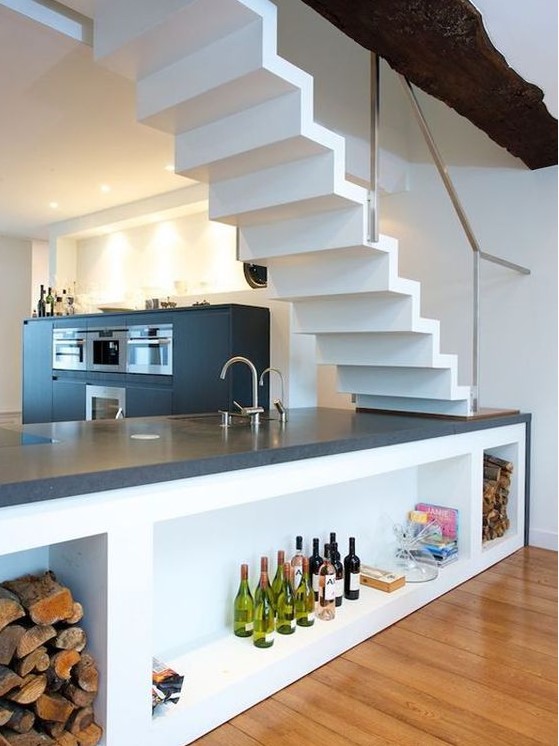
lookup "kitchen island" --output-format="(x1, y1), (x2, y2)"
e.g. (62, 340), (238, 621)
(0, 408), (529, 746)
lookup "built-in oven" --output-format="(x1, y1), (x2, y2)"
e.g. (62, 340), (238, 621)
(87, 328), (127, 374)
(86, 384), (126, 420)
(52, 328), (87, 371)
(126, 324), (173, 375)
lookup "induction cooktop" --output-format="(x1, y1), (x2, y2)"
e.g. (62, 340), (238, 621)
(0, 428), (56, 447)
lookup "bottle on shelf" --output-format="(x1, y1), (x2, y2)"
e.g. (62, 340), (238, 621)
(61, 288), (68, 315)
(253, 571), (275, 648)
(330, 532), (341, 562)
(344, 536), (361, 601)
(54, 295), (64, 316)
(330, 541), (344, 607)
(271, 549), (285, 611)
(317, 543), (336, 621)
(37, 284), (46, 318)
(294, 556), (315, 627)
(233, 563), (254, 638)
(254, 556), (274, 613)
(290, 535), (304, 592)
(309, 537), (323, 601)
(276, 562), (296, 635)
(44, 287), (54, 317)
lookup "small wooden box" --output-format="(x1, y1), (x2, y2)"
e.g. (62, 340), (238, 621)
(360, 565), (406, 592)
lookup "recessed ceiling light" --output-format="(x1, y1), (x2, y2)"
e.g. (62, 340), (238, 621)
(100, 184), (111, 193)
(49, 201), (59, 209)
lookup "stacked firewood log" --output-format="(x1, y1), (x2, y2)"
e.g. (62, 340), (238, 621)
(483, 453), (513, 541)
(0, 572), (102, 746)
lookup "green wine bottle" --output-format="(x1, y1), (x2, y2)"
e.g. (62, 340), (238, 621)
(276, 562), (296, 635)
(253, 571), (275, 648)
(295, 556), (315, 627)
(233, 563), (254, 637)
(271, 549), (285, 610)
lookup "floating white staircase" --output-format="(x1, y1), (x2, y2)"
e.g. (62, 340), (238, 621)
(94, 0), (474, 416)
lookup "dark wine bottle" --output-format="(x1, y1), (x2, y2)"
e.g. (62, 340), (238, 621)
(295, 556), (315, 627)
(290, 535), (304, 592)
(37, 284), (46, 318)
(253, 571), (275, 648)
(233, 563), (254, 637)
(309, 538), (323, 601)
(276, 562), (296, 635)
(330, 532), (341, 562)
(330, 541), (344, 607)
(317, 543), (336, 621)
(344, 536), (361, 600)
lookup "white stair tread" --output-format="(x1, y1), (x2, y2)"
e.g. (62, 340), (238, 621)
(355, 394), (473, 417)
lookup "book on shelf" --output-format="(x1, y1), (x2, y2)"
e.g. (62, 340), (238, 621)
(414, 502), (459, 541)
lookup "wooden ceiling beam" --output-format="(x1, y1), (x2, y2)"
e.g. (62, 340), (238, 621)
(300, 0), (557, 170)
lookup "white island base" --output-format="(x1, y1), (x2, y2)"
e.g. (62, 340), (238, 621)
(0, 422), (525, 746)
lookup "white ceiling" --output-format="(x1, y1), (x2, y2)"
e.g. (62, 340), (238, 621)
(0, 0), (556, 241)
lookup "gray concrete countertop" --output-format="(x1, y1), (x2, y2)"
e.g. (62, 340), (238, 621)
(0, 408), (530, 509)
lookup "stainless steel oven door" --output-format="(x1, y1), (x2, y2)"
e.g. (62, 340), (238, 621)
(85, 384), (126, 420)
(87, 329), (127, 373)
(126, 325), (173, 375)
(52, 329), (87, 371)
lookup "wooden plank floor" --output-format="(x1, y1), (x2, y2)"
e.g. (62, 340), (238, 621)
(192, 547), (557, 746)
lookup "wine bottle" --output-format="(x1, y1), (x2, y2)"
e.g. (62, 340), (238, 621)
(253, 571), (275, 648)
(276, 562), (296, 634)
(330, 532), (341, 562)
(271, 549), (285, 611)
(254, 556), (273, 612)
(37, 284), (46, 318)
(317, 543), (336, 621)
(45, 287), (54, 317)
(295, 556), (315, 627)
(233, 563), (254, 637)
(309, 538), (323, 601)
(290, 535), (304, 592)
(330, 541), (344, 607)
(344, 536), (361, 600)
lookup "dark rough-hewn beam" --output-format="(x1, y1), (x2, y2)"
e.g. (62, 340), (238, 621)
(300, 0), (557, 170)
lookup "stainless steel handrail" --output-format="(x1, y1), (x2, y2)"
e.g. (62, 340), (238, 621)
(398, 74), (531, 412)
(368, 53), (380, 244)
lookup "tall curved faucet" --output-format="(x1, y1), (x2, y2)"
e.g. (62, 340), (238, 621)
(220, 356), (261, 414)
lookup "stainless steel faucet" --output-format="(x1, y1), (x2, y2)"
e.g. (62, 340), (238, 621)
(219, 356), (264, 425)
(259, 367), (287, 423)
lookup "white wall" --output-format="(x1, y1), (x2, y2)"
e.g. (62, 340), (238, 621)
(0, 236), (32, 414)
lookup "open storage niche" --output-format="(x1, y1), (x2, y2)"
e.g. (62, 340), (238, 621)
(482, 441), (520, 549)
(151, 451), (473, 745)
(0, 534), (108, 737)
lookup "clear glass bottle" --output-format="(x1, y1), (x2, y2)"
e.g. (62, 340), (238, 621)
(253, 572), (275, 648)
(295, 556), (315, 627)
(344, 536), (361, 600)
(330, 541), (344, 607)
(233, 563), (254, 637)
(290, 535), (304, 592)
(309, 537), (323, 601)
(317, 543), (336, 621)
(276, 562), (296, 635)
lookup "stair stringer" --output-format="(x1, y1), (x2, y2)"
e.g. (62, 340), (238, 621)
(94, 0), (474, 417)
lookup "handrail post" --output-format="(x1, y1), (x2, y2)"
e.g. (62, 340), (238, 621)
(472, 250), (480, 413)
(368, 53), (380, 244)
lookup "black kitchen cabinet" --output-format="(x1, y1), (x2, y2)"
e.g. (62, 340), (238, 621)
(52, 379), (86, 422)
(22, 318), (53, 423)
(126, 383), (173, 418)
(22, 305), (270, 423)
(172, 305), (269, 414)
